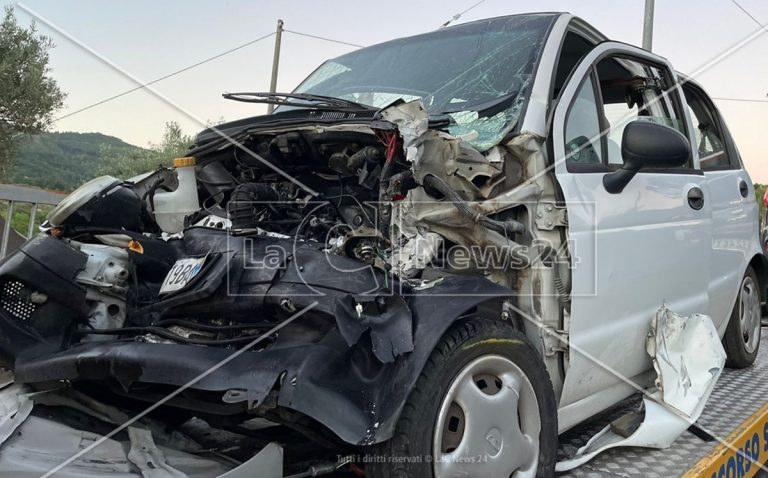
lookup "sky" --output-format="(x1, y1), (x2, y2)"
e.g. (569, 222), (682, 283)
(4, 0), (768, 181)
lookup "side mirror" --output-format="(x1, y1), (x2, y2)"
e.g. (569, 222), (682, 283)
(603, 120), (690, 194)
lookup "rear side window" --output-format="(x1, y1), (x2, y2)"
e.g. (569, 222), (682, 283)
(683, 85), (738, 170)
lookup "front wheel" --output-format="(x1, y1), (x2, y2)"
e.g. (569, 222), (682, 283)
(723, 266), (762, 368)
(367, 318), (557, 478)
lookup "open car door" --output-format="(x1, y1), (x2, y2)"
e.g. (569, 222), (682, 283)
(550, 42), (712, 429)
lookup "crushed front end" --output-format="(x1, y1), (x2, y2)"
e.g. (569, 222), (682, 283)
(0, 13), (572, 476)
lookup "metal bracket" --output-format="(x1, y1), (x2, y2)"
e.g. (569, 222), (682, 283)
(541, 326), (569, 356)
(535, 203), (568, 231)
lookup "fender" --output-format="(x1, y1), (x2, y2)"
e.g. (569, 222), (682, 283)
(277, 275), (514, 445)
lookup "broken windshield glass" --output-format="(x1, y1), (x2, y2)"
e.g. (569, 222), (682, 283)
(292, 14), (556, 150)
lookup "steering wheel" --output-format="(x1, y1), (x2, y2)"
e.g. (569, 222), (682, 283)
(566, 136), (601, 164)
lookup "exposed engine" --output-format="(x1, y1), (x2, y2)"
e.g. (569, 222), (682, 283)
(189, 128), (402, 264)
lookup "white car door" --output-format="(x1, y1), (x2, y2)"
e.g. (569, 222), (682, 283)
(550, 43), (712, 413)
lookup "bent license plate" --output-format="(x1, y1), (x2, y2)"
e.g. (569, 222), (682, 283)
(160, 257), (206, 294)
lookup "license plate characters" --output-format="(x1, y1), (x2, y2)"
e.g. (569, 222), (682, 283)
(160, 257), (206, 294)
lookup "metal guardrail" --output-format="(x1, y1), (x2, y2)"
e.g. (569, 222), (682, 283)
(0, 185), (65, 258)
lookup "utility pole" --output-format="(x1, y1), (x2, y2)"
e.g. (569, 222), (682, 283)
(642, 0), (655, 51)
(267, 19), (284, 114)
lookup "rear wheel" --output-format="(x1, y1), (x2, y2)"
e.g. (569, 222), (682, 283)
(723, 266), (762, 368)
(367, 318), (557, 478)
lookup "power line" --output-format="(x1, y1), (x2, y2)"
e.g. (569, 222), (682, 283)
(54, 28), (366, 123)
(54, 31), (276, 122)
(712, 97), (768, 103)
(729, 0), (768, 33)
(284, 29), (364, 48)
(713, 3), (768, 105)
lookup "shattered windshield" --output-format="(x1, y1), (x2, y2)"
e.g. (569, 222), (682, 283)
(293, 14), (556, 151)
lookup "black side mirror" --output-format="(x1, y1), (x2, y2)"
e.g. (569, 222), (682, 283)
(603, 120), (690, 194)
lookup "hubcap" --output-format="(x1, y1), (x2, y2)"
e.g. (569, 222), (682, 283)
(739, 275), (761, 354)
(433, 355), (540, 478)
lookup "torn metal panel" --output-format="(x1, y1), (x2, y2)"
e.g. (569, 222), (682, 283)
(556, 306), (726, 472)
(376, 100), (429, 163)
(0, 416), (233, 477)
(378, 99), (505, 197)
(646, 306), (725, 418)
(556, 399), (691, 472)
(390, 232), (442, 279)
(0, 384), (32, 446)
(218, 443), (283, 478)
(127, 427), (187, 478)
(0, 416), (138, 477)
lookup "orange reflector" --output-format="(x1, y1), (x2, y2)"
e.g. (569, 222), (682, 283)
(128, 240), (144, 254)
(172, 156), (197, 168)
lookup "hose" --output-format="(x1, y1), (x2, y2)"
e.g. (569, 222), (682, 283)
(422, 174), (525, 236)
(228, 183), (279, 229)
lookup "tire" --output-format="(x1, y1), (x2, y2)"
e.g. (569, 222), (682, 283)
(723, 266), (762, 368)
(367, 318), (557, 478)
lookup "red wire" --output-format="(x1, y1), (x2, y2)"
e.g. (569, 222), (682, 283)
(384, 132), (397, 164)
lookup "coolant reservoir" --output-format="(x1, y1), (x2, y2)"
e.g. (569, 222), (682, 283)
(153, 157), (200, 233)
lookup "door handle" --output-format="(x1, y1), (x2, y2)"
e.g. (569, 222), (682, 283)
(739, 180), (749, 198)
(687, 187), (704, 210)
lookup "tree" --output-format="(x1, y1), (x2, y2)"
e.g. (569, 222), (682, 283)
(755, 183), (766, 228)
(98, 121), (194, 179)
(0, 6), (65, 178)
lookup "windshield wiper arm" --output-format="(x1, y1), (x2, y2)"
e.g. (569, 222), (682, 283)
(222, 92), (376, 111)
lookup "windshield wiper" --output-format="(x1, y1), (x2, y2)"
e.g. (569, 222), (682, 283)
(222, 92), (377, 111)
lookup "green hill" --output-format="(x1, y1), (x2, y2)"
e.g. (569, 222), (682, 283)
(8, 132), (147, 191)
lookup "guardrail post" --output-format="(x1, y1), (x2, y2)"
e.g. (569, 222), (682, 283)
(27, 203), (38, 239)
(1, 200), (15, 258)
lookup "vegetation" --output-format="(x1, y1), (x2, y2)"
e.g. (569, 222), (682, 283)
(755, 183), (766, 226)
(96, 121), (194, 179)
(9, 121), (194, 192)
(3, 202), (53, 239)
(9, 131), (145, 191)
(0, 6), (65, 178)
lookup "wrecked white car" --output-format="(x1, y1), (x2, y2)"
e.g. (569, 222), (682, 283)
(0, 12), (762, 478)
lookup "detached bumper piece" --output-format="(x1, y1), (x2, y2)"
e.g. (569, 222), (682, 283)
(0, 379), (287, 478)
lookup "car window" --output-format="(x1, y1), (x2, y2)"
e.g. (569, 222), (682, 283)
(595, 56), (689, 167)
(683, 86), (734, 170)
(602, 102), (638, 165)
(292, 14), (557, 152)
(564, 73), (603, 166)
(552, 31), (595, 100)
